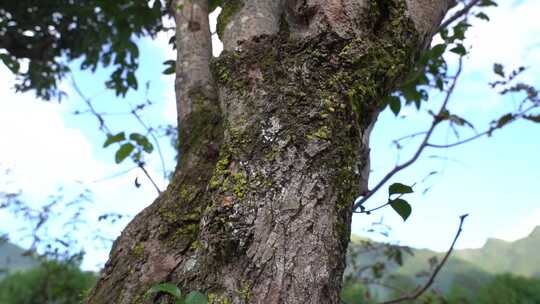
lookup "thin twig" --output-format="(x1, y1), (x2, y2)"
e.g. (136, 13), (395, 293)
(90, 166), (139, 183)
(392, 131), (429, 148)
(71, 76), (162, 194)
(353, 58), (464, 212)
(438, 0), (482, 31)
(379, 214), (469, 304)
(127, 100), (168, 181)
(71, 78), (111, 134)
(137, 162), (162, 194)
(427, 103), (538, 148)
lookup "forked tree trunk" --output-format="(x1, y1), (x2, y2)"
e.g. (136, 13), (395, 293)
(87, 1), (453, 303)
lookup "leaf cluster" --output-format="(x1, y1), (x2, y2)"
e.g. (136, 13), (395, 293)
(0, 1), (166, 100)
(103, 131), (154, 164)
(0, 260), (96, 304)
(383, 0), (497, 116)
(145, 283), (208, 304)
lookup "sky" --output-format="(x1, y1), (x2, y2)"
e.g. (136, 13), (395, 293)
(0, 1), (539, 271)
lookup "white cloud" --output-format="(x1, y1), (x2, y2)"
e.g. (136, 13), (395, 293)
(428, 1), (540, 114)
(463, 1), (540, 73)
(0, 66), (107, 197)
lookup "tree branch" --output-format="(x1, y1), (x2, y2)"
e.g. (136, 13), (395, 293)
(427, 102), (538, 148)
(438, 0), (482, 31)
(71, 77), (162, 194)
(353, 58), (464, 212)
(174, 0), (216, 129)
(379, 214), (469, 304)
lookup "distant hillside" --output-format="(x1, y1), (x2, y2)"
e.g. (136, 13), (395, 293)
(347, 226), (540, 297)
(454, 226), (540, 277)
(0, 242), (39, 279)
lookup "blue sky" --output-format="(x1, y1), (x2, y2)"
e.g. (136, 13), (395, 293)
(0, 1), (539, 270)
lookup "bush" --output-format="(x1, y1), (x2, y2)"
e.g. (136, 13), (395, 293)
(0, 260), (96, 304)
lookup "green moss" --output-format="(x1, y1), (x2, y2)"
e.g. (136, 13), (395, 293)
(237, 282), (251, 302)
(216, 0), (244, 39)
(314, 126), (330, 140)
(160, 209), (178, 222)
(131, 294), (144, 304)
(190, 240), (201, 250)
(179, 185), (196, 203)
(201, 1), (419, 288)
(216, 64), (231, 83)
(168, 223), (199, 246)
(209, 155), (230, 190)
(131, 243), (145, 258)
(231, 172), (247, 199)
(264, 144), (282, 161)
(208, 293), (232, 304)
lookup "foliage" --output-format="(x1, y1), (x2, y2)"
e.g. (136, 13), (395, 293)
(341, 282), (374, 304)
(145, 283), (208, 304)
(0, 260), (96, 304)
(2, 0), (540, 302)
(0, 0), (166, 100)
(0, 242), (39, 280)
(475, 274), (540, 304)
(345, 226), (540, 301)
(445, 274), (540, 304)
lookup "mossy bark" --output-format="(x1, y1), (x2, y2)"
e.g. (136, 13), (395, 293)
(87, 0), (453, 303)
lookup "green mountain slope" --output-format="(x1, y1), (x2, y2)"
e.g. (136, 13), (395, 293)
(454, 226), (540, 277)
(347, 225), (540, 297)
(0, 242), (39, 279)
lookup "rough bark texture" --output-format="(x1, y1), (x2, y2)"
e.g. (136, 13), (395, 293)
(174, 0), (215, 128)
(87, 1), (453, 303)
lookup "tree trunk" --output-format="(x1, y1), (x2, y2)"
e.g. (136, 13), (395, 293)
(87, 1), (453, 303)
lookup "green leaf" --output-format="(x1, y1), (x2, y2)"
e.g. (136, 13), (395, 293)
(163, 66), (176, 75)
(389, 183), (414, 196)
(493, 63), (505, 77)
(496, 113), (514, 128)
(430, 44), (447, 58)
(388, 96), (401, 116)
(479, 0), (498, 7)
(451, 22), (471, 41)
(103, 132), (126, 147)
(163, 60), (176, 75)
(435, 77), (444, 91)
(524, 114), (540, 123)
(144, 283), (183, 301)
(126, 71), (138, 90)
(115, 143), (135, 164)
(185, 291), (208, 304)
(390, 198), (412, 221)
(0, 54), (20, 73)
(129, 133), (154, 153)
(450, 44), (467, 56)
(127, 40), (139, 58)
(448, 114), (475, 130)
(476, 12), (490, 21)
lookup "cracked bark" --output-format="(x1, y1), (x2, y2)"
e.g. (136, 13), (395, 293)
(87, 0), (454, 303)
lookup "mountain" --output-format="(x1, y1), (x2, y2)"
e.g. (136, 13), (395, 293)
(0, 241), (39, 280)
(347, 225), (540, 297)
(454, 226), (540, 277)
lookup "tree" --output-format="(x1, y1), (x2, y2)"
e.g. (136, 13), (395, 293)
(2, 0), (538, 303)
(446, 274), (540, 304)
(0, 260), (96, 304)
(88, 1), (458, 303)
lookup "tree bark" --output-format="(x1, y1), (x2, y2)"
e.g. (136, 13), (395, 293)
(87, 1), (454, 303)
